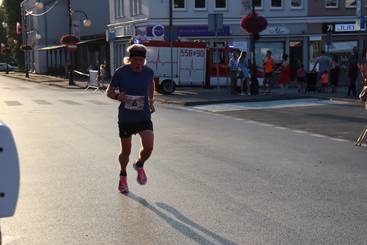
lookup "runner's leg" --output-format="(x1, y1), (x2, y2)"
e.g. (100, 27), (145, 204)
(137, 130), (154, 164)
(119, 137), (132, 173)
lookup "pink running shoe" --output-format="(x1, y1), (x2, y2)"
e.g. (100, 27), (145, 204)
(133, 163), (147, 185)
(118, 176), (129, 194)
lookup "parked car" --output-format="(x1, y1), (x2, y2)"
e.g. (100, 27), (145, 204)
(0, 63), (18, 72)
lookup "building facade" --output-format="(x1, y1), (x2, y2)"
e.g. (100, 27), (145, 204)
(308, 0), (366, 84)
(21, 0), (110, 75)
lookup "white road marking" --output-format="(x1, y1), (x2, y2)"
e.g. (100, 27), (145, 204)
(191, 98), (351, 112)
(292, 130), (308, 134)
(309, 133), (327, 138)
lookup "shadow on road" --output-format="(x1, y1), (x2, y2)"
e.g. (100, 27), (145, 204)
(126, 192), (237, 245)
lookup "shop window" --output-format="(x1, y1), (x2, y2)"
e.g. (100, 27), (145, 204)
(194, 0), (206, 9)
(291, 0), (303, 8)
(215, 0), (226, 9)
(173, 0), (185, 9)
(325, 0), (338, 8)
(271, 0), (283, 9)
(345, 0), (356, 8)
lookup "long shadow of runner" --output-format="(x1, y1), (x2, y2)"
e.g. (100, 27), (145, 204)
(126, 193), (237, 245)
(156, 202), (237, 245)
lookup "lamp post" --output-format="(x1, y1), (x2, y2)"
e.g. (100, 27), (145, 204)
(240, 0), (267, 95)
(64, 0), (91, 85)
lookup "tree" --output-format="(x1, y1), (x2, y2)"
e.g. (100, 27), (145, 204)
(2, 0), (23, 67)
(0, 5), (7, 63)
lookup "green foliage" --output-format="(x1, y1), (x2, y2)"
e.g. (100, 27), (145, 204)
(2, 0), (23, 66)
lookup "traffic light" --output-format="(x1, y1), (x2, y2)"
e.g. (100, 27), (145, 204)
(16, 22), (22, 36)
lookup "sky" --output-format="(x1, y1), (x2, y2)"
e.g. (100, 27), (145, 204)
(0, 0), (3, 6)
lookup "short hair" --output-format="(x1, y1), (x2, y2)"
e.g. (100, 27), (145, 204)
(123, 44), (147, 65)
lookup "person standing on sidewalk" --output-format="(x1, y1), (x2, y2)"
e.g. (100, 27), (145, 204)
(348, 46), (359, 97)
(263, 50), (274, 95)
(237, 51), (250, 95)
(277, 54), (291, 94)
(313, 50), (330, 91)
(228, 49), (240, 94)
(329, 56), (340, 94)
(106, 44), (155, 194)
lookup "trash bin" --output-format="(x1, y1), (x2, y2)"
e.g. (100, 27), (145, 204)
(306, 72), (317, 92)
(88, 70), (99, 88)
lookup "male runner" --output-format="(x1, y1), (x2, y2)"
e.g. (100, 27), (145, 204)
(106, 44), (155, 194)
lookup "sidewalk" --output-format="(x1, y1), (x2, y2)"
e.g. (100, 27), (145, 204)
(2, 71), (363, 106)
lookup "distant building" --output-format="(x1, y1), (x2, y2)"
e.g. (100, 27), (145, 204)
(20, 0), (109, 76)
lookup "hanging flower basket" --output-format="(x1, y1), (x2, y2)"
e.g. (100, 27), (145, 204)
(240, 13), (268, 34)
(60, 34), (79, 45)
(20, 44), (32, 51)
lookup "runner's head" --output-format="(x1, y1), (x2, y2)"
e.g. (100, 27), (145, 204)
(124, 44), (147, 72)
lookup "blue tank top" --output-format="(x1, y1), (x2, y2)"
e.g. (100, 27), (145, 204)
(110, 65), (154, 123)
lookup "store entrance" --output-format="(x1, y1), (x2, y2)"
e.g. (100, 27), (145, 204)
(289, 41), (303, 81)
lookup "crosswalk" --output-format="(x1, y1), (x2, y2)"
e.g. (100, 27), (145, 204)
(191, 98), (352, 112)
(2, 99), (113, 106)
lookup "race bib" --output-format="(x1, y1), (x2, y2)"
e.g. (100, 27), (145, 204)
(124, 95), (145, 111)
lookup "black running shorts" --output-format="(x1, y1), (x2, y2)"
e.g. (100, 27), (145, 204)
(118, 119), (153, 138)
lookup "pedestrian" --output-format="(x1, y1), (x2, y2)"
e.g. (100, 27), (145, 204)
(313, 50), (331, 91)
(329, 56), (339, 94)
(237, 51), (250, 95)
(296, 63), (307, 94)
(277, 54), (291, 94)
(320, 71), (329, 93)
(98, 61), (109, 85)
(348, 46), (359, 97)
(228, 49), (240, 94)
(106, 44), (155, 194)
(263, 50), (274, 95)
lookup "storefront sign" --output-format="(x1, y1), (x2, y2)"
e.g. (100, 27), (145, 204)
(138, 25), (230, 38)
(152, 25), (165, 38)
(323, 23), (365, 33)
(261, 26), (290, 35)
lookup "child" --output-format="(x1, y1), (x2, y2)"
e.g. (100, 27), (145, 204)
(321, 71), (329, 93)
(296, 63), (306, 93)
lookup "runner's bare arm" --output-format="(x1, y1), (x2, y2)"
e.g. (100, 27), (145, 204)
(149, 79), (155, 113)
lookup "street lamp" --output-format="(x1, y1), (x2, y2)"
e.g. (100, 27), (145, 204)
(240, 0), (267, 95)
(34, 0), (92, 86)
(66, 5), (92, 85)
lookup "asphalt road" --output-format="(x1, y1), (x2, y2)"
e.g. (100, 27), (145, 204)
(0, 76), (367, 245)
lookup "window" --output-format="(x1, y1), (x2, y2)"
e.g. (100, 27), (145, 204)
(114, 42), (126, 69)
(130, 0), (142, 16)
(215, 0), (226, 9)
(173, 0), (185, 9)
(114, 0), (124, 18)
(325, 0), (338, 8)
(254, 0), (263, 9)
(345, 0), (356, 8)
(291, 0), (303, 8)
(271, 0), (283, 8)
(195, 0), (206, 9)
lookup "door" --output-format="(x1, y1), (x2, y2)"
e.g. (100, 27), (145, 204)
(289, 41), (303, 81)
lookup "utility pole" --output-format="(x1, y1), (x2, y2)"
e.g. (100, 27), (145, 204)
(67, 0), (74, 86)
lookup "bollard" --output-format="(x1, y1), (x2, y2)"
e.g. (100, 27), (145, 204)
(0, 122), (20, 218)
